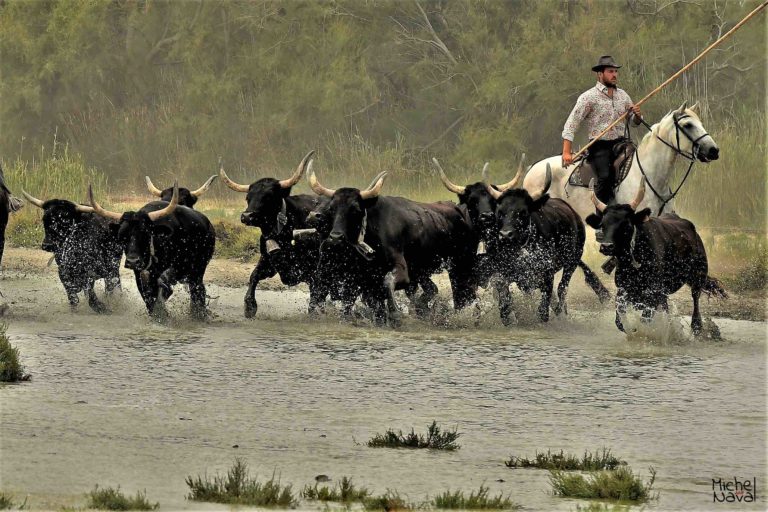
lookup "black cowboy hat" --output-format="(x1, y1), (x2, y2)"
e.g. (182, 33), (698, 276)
(592, 55), (622, 72)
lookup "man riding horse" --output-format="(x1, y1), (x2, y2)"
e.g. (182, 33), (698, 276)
(561, 55), (643, 239)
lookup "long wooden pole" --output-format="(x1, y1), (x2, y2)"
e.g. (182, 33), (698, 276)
(572, 0), (768, 160)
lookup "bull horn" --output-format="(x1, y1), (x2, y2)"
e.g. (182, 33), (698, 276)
(21, 189), (45, 209)
(308, 170), (336, 198)
(497, 153), (527, 192)
(589, 179), (607, 213)
(191, 175), (218, 197)
(432, 158), (465, 194)
(148, 181), (179, 221)
(366, 171), (388, 190)
(629, 179), (646, 210)
(74, 203), (94, 213)
(480, 162), (490, 183)
(279, 150), (315, 189)
(219, 158), (250, 193)
(145, 176), (163, 197)
(530, 163), (553, 201)
(360, 172), (387, 200)
(88, 185), (123, 221)
(484, 182), (503, 201)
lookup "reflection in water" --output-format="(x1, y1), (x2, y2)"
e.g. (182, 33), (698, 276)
(0, 276), (766, 511)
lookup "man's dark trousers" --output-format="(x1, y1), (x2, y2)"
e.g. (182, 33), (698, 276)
(588, 138), (623, 208)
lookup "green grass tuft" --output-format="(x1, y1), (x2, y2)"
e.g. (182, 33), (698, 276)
(86, 485), (158, 511)
(367, 421), (461, 450)
(0, 492), (26, 510)
(549, 465), (657, 502)
(431, 485), (519, 509)
(302, 476), (370, 502)
(212, 220), (261, 262)
(185, 458), (296, 507)
(573, 502), (635, 512)
(362, 490), (414, 511)
(505, 449), (626, 471)
(0, 324), (30, 382)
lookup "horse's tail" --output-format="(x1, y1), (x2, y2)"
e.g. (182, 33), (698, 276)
(578, 260), (611, 303)
(703, 275), (728, 299)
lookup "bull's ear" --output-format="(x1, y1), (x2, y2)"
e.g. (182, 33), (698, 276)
(530, 193), (550, 211)
(585, 213), (602, 229)
(632, 208), (651, 224)
(280, 185), (292, 198)
(152, 224), (174, 238)
(361, 196), (379, 209)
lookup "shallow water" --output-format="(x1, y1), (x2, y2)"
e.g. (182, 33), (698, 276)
(0, 269), (766, 511)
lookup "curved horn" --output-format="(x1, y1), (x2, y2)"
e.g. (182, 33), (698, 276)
(432, 158), (465, 194)
(496, 153), (527, 192)
(480, 162), (490, 183)
(308, 170), (336, 197)
(629, 179), (646, 210)
(190, 175), (218, 197)
(88, 185), (123, 221)
(484, 182), (503, 201)
(360, 172), (387, 200)
(589, 179), (607, 213)
(530, 163), (552, 201)
(148, 181), (179, 221)
(21, 189), (45, 209)
(366, 171), (388, 190)
(145, 176), (163, 197)
(219, 158), (250, 193)
(279, 150), (315, 189)
(74, 203), (94, 213)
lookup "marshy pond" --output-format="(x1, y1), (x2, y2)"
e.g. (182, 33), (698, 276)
(0, 252), (766, 511)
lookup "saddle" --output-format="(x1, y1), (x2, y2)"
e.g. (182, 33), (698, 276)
(567, 140), (636, 189)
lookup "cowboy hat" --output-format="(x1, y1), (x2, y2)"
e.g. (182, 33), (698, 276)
(592, 55), (622, 72)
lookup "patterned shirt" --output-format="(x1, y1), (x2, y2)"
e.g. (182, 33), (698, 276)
(562, 82), (634, 142)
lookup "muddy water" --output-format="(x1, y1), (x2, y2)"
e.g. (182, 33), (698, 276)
(0, 266), (766, 511)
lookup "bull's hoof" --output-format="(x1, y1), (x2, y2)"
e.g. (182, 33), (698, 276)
(89, 300), (110, 314)
(387, 310), (403, 328)
(191, 306), (210, 322)
(150, 302), (170, 323)
(244, 299), (258, 319)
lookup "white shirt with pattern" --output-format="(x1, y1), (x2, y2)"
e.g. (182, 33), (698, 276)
(562, 82), (634, 142)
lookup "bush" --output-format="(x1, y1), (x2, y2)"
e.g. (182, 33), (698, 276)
(185, 458), (296, 507)
(212, 220), (261, 261)
(367, 421), (461, 450)
(302, 476), (370, 502)
(431, 485), (519, 509)
(362, 490), (414, 511)
(0, 324), (30, 382)
(505, 449), (626, 471)
(86, 485), (158, 511)
(549, 466), (657, 502)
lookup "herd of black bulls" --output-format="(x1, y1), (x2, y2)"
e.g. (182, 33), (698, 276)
(10, 151), (726, 334)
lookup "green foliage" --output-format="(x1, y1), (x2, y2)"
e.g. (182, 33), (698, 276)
(6, 214), (44, 249)
(725, 247), (768, 292)
(0, 324), (30, 382)
(0, 492), (24, 510)
(302, 476), (370, 503)
(505, 449), (626, 471)
(431, 485), (519, 509)
(86, 486), (158, 511)
(362, 490), (414, 511)
(573, 503), (635, 512)
(367, 421), (461, 450)
(185, 458), (296, 507)
(549, 466), (658, 502)
(212, 220), (261, 262)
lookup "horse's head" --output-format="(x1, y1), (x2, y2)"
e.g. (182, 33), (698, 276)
(657, 101), (720, 162)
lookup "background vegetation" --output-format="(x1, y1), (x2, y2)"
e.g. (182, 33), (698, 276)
(0, 0), (764, 232)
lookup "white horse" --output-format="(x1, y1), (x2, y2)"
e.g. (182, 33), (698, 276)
(522, 102), (720, 220)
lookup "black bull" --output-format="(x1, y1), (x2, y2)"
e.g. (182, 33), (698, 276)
(587, 181), (726, 335)
(89, 184), (215, 319)
(145, 175), (217, 208)
(23, 191), (122, 312)
(219, 151), (328, 317)
(310, 172), (478, 323)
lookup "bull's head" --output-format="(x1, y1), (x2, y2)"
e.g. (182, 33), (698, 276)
(308, 169), (386, 248)
(586, 179), (649, 257)
(145, 175), (216, 208)
(432, 157), (526, 235)
(489, 161), (552, 248)
(220, 151), (314, 229)
(22, 190), (94, 253)
(89, 183), (179, 271)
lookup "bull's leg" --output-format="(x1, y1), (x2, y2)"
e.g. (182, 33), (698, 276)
(136, 270), (165, 320)
(157, 267), (177, 301)
(308, 277), (329, 316)
(615, 289), (627, 332)
(554, 264), (577, 316)
(105, 269), (121, 294)
(245, 257), (276, 319)
(690, 286), (703, 336)
(493, 276), (513, 326)
(189, 277), (208, 321)
(383, 254), (409, 326)
(537, 273), (555, 322)
(86, 279), (109, 314)
(65, 287), (80, 309)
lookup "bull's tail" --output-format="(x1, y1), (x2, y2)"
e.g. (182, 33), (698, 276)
(578, 260), (611, 303)
(702, 275), (728, 299)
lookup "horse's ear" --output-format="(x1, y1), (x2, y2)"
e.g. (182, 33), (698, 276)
(677, 101), (688, 113)
(690, 102), (700, 113)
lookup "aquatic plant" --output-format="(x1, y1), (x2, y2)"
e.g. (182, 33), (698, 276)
(0, 492), (26, 510)
(86, 485), (158, 510)
(573, 502), (635, 512)
(505, 448), (626, 471)
(185, 458), (296, 507)
(430, 485), (519, 509)
(367, 421), (461, 450)
(302, 476), (370, 502)
(362, 490), (414, 511)
(0, 324), (30, 382)
(549, 465), (657, 502)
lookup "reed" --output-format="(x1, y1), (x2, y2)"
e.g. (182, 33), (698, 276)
(505, 448), (626, 471)
(549, 466), (657, 502)
(367, 421), (461, 450)
(431, 485), (519, 509)
(302, 476), (370, 502)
